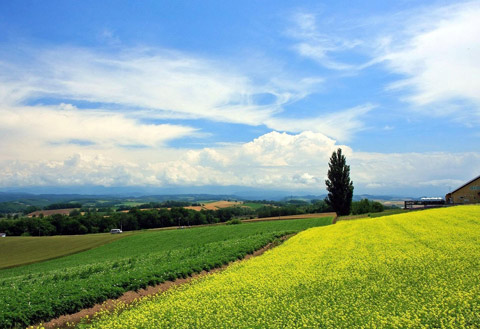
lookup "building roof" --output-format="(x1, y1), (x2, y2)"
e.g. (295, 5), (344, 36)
(450, 175), (480, 194)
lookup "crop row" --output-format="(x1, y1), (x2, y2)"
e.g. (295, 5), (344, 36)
(0, 216), (332, 328)
(80, 206), (480, 328)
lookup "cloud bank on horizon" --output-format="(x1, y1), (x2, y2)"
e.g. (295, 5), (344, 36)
(0, 1), (479, 196)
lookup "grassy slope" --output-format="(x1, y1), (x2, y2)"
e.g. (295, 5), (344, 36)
(0, 233), (131, 269)
(83, 206), (480, 328)
(0, 216), (332, 328)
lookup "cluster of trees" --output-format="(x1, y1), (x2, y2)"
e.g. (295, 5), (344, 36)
(256, 200), (333, 218)
(0, 206), (257, 236)
(44, 202), (82, 210)
(351, 199), (384, 215)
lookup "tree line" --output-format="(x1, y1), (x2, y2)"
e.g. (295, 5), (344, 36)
(0, 197), (386, 236)
(0, 206), (257, 236)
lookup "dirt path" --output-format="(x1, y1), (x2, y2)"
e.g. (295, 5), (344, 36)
(33, 234), (295, 329)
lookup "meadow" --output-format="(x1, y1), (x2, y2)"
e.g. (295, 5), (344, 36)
(0, 216), (332, 328)
(80, 206), (480, 329)
(0, 233), (131, 269)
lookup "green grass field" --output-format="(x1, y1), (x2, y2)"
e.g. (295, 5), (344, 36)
(0, 233), (131, 269)
(0, 216), (332, 328)
(242, 202), (267, 210)
(81, 206), (480, 329)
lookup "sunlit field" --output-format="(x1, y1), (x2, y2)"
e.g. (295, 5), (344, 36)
(0, 216), (332, 328)
(0, 233), (131, 269)
(81, 206), (480, 329)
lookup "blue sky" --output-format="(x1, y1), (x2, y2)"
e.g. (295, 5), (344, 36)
(0, 0), (479, 196)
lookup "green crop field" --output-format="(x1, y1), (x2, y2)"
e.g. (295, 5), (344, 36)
(0, 216), (332, 328)
(81, 206), (480, 329)
(0, 233), (131, 269)
(242, 202), (267, 210)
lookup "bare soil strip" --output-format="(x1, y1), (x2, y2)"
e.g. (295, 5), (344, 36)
(33, 234), (295, 329)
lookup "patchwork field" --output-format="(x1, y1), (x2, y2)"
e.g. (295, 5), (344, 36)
(0, 216), (332, 328)
(80, 206), (480, 328)
(0, 233), (131, 269)
(184, 200), (244, 211)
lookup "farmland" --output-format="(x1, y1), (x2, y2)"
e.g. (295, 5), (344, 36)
(81, 206), (480, 328)
(184, 200), (244, 211)
(0, 216), (332, 328)
(0, 233), (131, 269)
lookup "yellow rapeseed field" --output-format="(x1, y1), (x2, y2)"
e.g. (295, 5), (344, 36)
(80, 206), (480, 328)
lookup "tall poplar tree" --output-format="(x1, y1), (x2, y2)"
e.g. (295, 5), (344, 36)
(325, 148), (354, 216)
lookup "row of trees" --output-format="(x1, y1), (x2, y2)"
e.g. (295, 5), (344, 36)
(0, 206), (257, 236)
(0, 198), (384, 237)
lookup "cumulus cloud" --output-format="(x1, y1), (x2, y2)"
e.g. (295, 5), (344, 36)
(378, 1), (480, 121)
(0, 131), (344, 189)
(1, 130), (478, 195)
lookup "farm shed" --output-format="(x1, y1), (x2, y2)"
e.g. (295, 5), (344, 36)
(445, 175), (480, 204)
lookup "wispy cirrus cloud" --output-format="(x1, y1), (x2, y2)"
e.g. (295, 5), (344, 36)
(0, 45), (371, 141)
(287, 2), (480, 126)
(287, 12), (362, 70)
(376, 1), (480, 122)
(265, 104), (375, 141)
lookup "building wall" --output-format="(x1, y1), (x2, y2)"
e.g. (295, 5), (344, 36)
(451, 177), (480, 204)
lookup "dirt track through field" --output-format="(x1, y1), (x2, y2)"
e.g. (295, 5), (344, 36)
(33, 235), (295, 329)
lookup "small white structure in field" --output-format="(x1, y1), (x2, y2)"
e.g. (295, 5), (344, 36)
(0, 233), (6, 238)
(110, 229), (122, 234)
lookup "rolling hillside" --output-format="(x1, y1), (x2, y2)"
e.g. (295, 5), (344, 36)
(81, 206), (480, 328)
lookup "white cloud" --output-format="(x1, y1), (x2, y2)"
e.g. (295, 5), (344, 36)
(378, 1), (480, 121)
(266, 104), (375, 141)
(1, 130), (478, 195)
(0, 131), (344, 189)
(0, 46), (371, 141)
(0, 103), (196, 162)
(288, 12), (362, 70)
(350, 151), (480, 194)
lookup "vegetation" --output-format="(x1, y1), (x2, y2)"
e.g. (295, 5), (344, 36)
(226, 218), (242, 225)
(0, 198), (338, 236)
(0, 194), (245, 216)
(350, 198), (384, 215)
(0, 233), (130, 269)
(325, 148), (354, 216)
(256, 200), (332, 218)
(44, 202), (82, 210)
(338, 208), (407, 221)
(81, 206), (480, 329)
(0, 206), (257, 236)
(0, 216), (332, 328)
(242, 202), (267, 210)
